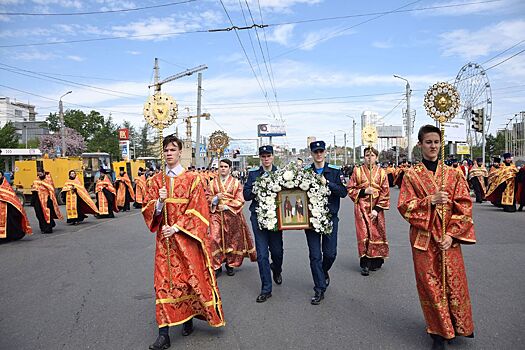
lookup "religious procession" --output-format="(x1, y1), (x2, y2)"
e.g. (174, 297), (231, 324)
(2, 2), (525, 350)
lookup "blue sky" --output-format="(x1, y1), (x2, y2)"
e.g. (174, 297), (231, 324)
(1, 0), (524, 150)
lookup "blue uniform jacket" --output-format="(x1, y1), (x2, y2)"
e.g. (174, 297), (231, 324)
(243, 165), (278, 214)
(306, 163), (348, 216)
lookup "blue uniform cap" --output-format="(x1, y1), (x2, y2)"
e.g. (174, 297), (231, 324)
(259, 145), (273, 155)
(310, 140), (326, 152)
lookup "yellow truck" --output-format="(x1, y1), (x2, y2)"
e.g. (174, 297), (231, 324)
(112, 159), (145, 182)
(13, 157), (84, 204)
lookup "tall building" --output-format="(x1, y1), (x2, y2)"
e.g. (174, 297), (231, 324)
(0, 97), (37, 126)
(0, 97), (49, 145)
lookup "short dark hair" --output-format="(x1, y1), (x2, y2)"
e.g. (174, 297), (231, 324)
(220, 159), (232, 167)
(69, 170), (76, 176)
(418, 125), (441, 142)
(363, 146), (379, 157)
(163, 134), (183, 150)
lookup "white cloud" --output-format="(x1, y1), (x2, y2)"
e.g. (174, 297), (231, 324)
(223, 0), (321, 13)
(66, 55), (84, 61)
(440, 19), (525, 59)
(13, 49), (56, 61)
(266, 24), (295, 46)
(372, 40), (392, 49)
(125, 50), (141, 55)
(31, 0), (83, 9)
(300, 27), (353, 51)
(415, 0), (512, 16)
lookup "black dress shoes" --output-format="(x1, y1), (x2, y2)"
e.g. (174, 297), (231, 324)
(361, 266), (369, 276)
(256, 293), (272, 303)
(149, 335), (170, 350)
(311, 291), (324, 305)
(430, 334), (446, 350)
(182, 319), (194, 336)
(226, 265), (235, 276)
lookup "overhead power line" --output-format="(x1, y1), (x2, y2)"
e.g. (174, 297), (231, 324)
(0, 0), (197, 16)
(0, 0), (503, 48)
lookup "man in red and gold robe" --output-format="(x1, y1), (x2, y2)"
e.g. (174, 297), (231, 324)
(142, 134), (224, 350)
(347, 146), (389, 276)
(486, 153), (519, 212)
(398, 125), (476, 349)
(468, 157), (488, 203)
(0, 170), (32, 242)
(31, 169), (63, 234)
(95, 170), (118, 218)
(61, 170), (99, 225)
(208, 159), (256, 276)
(115, 167), (135, 212)
(134, 167), (147, 209)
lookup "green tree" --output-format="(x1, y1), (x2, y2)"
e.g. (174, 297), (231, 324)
(87, 116), (120, 159)
(0, 122), (19, 148)
(138, 122), (154, 157)
(47, 109), (120, 159)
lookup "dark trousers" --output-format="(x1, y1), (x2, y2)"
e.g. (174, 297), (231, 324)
(305, 217), (338, 293)
(470, 177), (484, 203)
(250, 214), (283, 294)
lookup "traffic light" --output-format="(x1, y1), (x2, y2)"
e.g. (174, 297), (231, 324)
(471, 109), (484, 132)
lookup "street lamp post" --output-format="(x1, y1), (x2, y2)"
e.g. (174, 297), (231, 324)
(59, 91), (72, 157)
(345, 116), (357, 164)
(393, 75), (412, 162)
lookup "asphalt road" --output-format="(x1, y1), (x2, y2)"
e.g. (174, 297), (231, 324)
(1, 189), (524, 350)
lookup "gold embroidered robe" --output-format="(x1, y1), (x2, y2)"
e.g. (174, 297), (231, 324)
(468, 164), (488, 198)
(95, 177), (118, 215)
(134, 175), (147, 205)
(61, 178), (99, 220)
(397, 162), (476, 339)
(142, 171), (225, 328)
(347, 165), (390, 259)
(486, 163), (519, 206)
(31, 179), (63, 223)
(208, 175), (256, 270)
(1, 179), (32, 239)
(115, 173), (135, 208)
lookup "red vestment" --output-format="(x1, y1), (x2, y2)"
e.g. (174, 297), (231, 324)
(134, 175), (147, 205)
(116, 173), (135, 207)
(95, 177), (118, 215)
(397, 162), (476, 339)
(207, 175), (256, 270)
(0, 179), (32, 238)
(61, 178), (99, 219)
(31, 179), (63, 223)
(347, 165), (390, 259)
(142, 171), (225, 328)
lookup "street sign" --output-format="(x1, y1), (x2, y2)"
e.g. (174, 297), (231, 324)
(444, 119), (467, 142)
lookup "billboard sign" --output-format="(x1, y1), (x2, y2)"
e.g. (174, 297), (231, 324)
(258, 124), (286, 137)
(443, 119), (466, 142)
(457, 142), (470, 155)
(377, 125), (403, 138)
(227, 139), (258, 156)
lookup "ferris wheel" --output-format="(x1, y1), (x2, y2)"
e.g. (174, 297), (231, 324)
(454, 62), (492, 146)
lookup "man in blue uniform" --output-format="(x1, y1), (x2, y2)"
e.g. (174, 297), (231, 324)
(243, 145), (284, 303)
(304, 141), (348, 305)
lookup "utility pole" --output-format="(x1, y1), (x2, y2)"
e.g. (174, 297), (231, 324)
(344, 132), (347, 165)
(394, 75), (412, 162)
(59, 90), (72, 157)
(352, 117), (356, 164)
(195, 73), (203, 168)
(333, 133), (337, 165)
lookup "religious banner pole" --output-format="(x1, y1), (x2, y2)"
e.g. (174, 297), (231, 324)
(424, 82), (460, 303)
(209, 130), (230, 163)
(143, 93), (178, 291)
(362, 125), (378, 214)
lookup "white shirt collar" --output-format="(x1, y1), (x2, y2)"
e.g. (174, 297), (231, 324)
(166, 164), (184, 177)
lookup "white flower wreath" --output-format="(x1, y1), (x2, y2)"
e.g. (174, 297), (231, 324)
(252, 162), (333, 235)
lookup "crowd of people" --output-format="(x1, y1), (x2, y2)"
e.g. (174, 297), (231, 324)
(1, 126), (525, 350)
